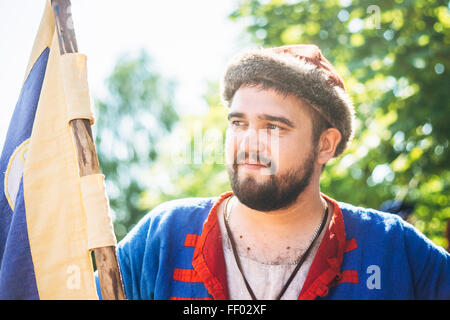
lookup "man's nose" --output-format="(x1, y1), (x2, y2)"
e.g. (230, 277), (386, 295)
(238, 127), (269, 164)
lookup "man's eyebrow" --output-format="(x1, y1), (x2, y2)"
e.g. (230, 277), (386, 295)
(258, 114), (295, 128)
(227, 112), (246, 120)
(227, 112), (295, 128)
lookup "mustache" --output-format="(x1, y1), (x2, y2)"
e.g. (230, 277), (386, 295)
(233, 151), (271, 167)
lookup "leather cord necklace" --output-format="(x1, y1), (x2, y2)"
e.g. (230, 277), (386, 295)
(223, 195), (329, 300)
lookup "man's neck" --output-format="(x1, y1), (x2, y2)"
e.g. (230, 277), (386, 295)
(223, 180), (331, 265)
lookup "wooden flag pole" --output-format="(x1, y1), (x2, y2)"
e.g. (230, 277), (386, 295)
(50, 0), (126, 300)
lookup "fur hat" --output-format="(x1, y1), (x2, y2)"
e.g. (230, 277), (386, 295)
(221, 44), (355, 157)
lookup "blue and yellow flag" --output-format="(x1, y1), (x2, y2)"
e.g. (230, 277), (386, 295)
(0, 1), (116, 299)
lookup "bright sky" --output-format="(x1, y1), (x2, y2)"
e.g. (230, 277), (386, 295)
(0, 0), (251, 151)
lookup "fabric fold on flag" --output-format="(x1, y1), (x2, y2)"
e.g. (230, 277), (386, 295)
(80, 174), (117, 250)
(60, 53), (94, 124)
(0, 0), (117, 299)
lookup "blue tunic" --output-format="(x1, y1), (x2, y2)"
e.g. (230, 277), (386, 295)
(100, 192), (450, 300)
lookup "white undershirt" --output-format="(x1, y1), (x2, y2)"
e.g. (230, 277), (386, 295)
(218, 203), (330, 300)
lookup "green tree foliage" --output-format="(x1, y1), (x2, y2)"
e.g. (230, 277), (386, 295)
(139, 82), (231, 210)
(93, 51), (178, 241)
(96, 1), (449, 249)
(228, 0), (450, 246)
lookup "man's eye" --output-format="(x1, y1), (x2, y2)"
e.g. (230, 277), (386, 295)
(231, 120), (245, 126)
(267, 124), (279, 130)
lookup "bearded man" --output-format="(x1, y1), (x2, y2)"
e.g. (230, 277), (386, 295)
(107, 45), (450, 300)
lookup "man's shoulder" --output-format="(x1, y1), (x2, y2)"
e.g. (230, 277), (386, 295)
(338, 201), (404, 227)
(118, 196), (217, 248)
(337, 200), (448, 255)
(337, 200), (410, 240)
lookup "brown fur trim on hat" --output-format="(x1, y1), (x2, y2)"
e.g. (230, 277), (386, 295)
(221, 49), (355, 157)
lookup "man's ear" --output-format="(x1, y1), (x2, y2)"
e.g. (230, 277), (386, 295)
(317, 128), (342, 165)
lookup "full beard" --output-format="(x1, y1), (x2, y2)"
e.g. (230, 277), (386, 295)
(227, 150), (317, 212)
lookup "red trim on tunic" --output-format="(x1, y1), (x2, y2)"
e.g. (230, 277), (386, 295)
(173, 268), (202, 283)
(184, 234), (200, 247)
(344, 238), (358, 253)
(338, 270), (359, 284)
(192, 191), (350, 300)
(298, 193), (347, 300)
(191, 191), (232, 300)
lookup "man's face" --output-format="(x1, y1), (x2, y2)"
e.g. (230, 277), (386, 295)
(225, 85), (318, 212)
